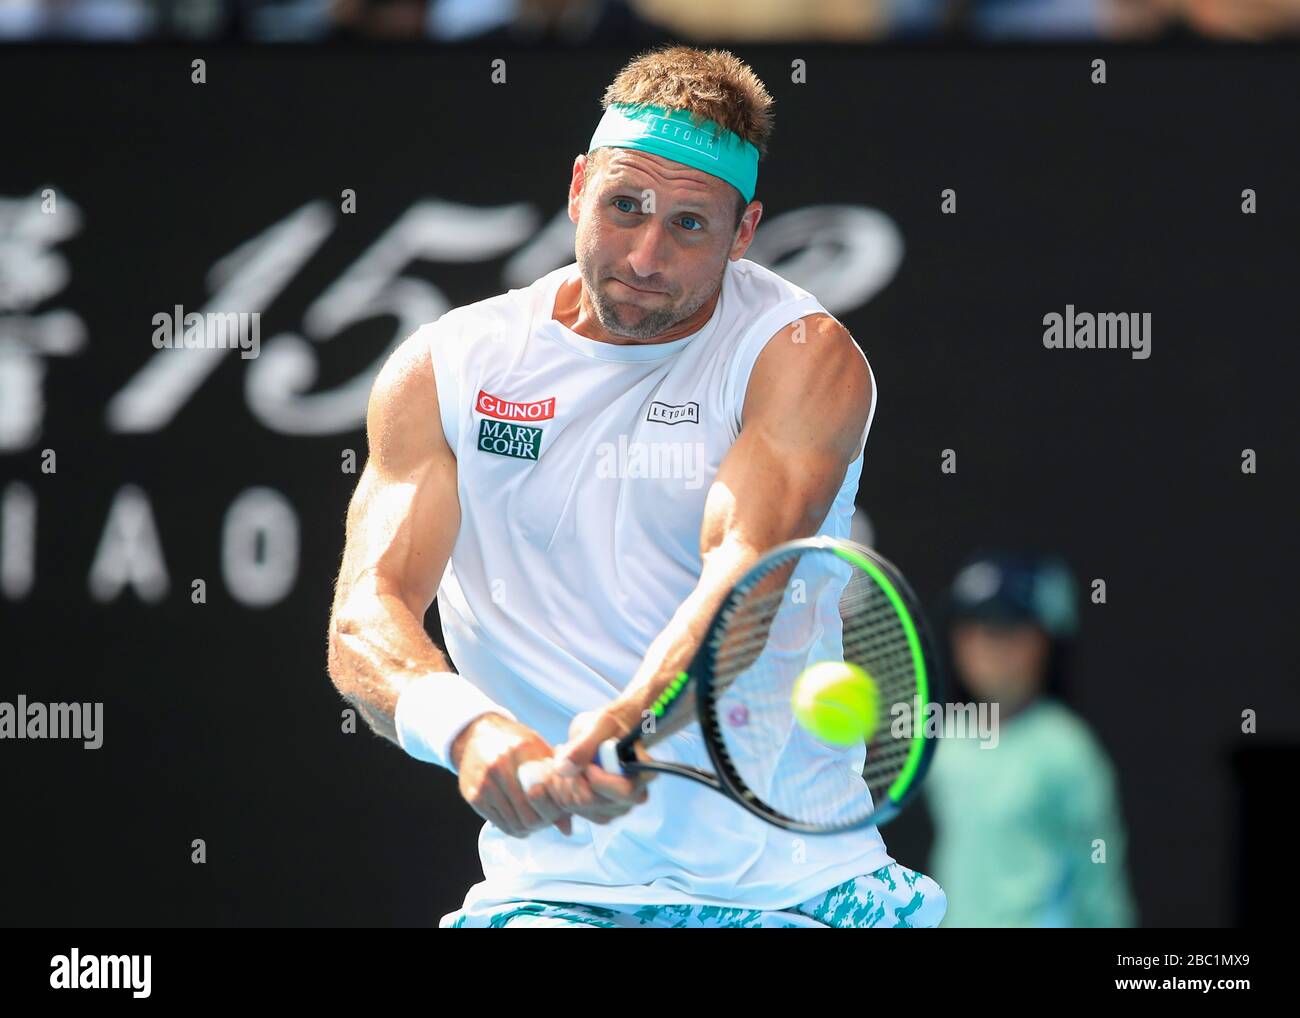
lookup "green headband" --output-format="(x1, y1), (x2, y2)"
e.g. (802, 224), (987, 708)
(587, 103), (759, 203)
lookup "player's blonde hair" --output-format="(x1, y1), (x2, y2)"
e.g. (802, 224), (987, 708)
(599, 45), (775, 157)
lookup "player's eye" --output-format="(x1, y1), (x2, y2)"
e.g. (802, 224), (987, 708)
(612, 197), (639, 214)
(678, 216), (703, 232)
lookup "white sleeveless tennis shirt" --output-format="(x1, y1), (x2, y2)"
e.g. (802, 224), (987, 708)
(423, 257), (892, 909)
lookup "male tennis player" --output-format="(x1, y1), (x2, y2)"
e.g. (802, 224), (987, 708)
(328, 45), (947, 928)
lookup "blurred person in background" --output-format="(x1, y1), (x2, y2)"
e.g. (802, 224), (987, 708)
(0, 0), (247, 39)
(327, 0), (429, 38)
(0, 0), (154, 38)
(634, 0), (889, 41)
(888, 0), (1171, 38)
(323, 0), (670, 43)
(887, 0), (1300, 38)
(926, 552), (1137, 927)
(1175, 0), (1300, 38)
(461, 0), (670, 45)
(425, 0), (670, 44)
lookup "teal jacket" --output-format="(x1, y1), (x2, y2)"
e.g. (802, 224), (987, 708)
(926, 698), (1137, 927)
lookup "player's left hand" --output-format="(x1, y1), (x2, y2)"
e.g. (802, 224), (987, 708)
(541, 707), (653, 825)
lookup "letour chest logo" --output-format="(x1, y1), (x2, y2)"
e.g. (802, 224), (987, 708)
(646, 401), (699, 425)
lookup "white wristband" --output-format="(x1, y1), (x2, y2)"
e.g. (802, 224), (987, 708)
(394, 672), (515, 774)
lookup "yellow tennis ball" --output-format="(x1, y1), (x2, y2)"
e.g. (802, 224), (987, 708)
(791, 661), (879, 746)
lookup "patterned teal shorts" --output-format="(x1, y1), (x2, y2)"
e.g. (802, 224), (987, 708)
(440, 863), (946, 928)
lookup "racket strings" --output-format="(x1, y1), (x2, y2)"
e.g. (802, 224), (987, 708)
(706, 551), (924, 830)
(711, 582), (907, 672)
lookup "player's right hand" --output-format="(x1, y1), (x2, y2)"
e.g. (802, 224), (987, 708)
(452, 714), (574, 839)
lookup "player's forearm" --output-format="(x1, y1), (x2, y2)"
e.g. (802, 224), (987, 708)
(610, 539), (764, 734)
(612, 459), (836, 734)
(327, 586), (454, 744)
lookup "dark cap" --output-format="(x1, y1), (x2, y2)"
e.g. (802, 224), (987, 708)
(949, 553), (1079, 638)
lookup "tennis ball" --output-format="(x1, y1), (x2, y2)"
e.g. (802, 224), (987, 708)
(791, 661), (879, 746)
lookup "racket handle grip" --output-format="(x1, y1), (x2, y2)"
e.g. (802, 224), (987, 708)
(516, 741), (627, 794)
(515, 759), (549, 795)
(596, 739), (627, 775)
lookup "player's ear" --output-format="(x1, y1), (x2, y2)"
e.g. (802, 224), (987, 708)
(730, 199), (762, 260)
(568, 154), (589, 224)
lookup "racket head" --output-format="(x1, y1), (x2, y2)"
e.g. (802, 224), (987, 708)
(693, 537), (942, 834)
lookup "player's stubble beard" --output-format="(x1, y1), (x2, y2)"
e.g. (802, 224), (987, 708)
(577, 249), (723, 342)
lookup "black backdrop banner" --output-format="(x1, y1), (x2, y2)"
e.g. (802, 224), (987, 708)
(0, 45), (1295, 927)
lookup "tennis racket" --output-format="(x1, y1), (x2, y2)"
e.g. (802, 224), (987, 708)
(529, 537), (941, 835)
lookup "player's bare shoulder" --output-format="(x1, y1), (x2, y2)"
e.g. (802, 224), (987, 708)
(744, 313), (873, 458)
(767, 312), (870, 387)
(366, 326), (452, 473)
